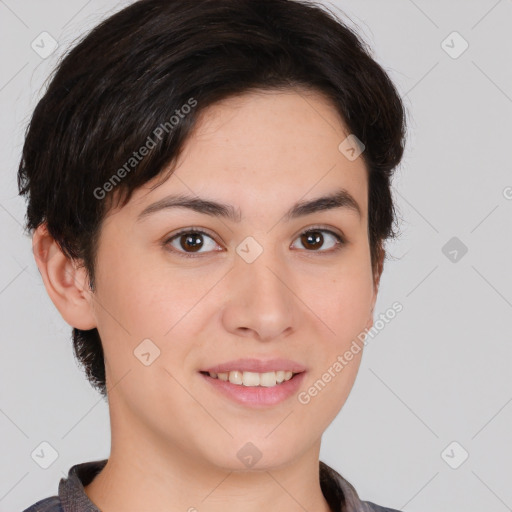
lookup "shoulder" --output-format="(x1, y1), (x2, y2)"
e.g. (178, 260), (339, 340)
(319, 460), (403, 512)
(20, 458), (107, 512)
(22, 496), (63, 512)
(361, 500), (403, 512)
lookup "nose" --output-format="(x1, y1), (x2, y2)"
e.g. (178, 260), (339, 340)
(221, 248), (297, 341)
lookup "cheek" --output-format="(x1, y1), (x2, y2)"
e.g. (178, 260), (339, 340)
(93, 241), (180, 337)
(312, 262), (375, 343)
(316, 259), (373, 404)
(301, 269), (371, 417)
(92, 246), (208, 386)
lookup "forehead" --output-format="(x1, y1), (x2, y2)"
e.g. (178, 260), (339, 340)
(111, 88), (368, 222)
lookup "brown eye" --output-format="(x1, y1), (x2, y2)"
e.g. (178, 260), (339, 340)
(293, 228), (344, 252)
(301, 230), (324, 250)
(179, 232), (204, 252)
(165, 229), (221, 256)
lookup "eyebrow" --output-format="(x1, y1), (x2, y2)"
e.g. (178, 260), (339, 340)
(136, 188), (362, 223)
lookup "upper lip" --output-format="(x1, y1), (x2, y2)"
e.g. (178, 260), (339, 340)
(201, 358), (306, 374)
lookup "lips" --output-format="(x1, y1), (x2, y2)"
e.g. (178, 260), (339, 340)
(200, 368), (307, 407)
(200, 357), (307, 374)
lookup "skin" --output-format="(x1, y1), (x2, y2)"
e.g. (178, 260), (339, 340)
(33, 88), (383, 512)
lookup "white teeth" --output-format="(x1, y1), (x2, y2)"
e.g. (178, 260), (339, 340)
(229, 370), (243, 385)
(207, 370), (296, 387)
(258, 372), (277, 387)
(242, 371), (260, 386)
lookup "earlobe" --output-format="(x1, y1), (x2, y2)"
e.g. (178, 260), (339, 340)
(372, 241), (386, 297)
(365, 287), (379, 332)
(365, 303), (375, 332)
(366, 243), (385, 331)
(32, 223), (97, 331)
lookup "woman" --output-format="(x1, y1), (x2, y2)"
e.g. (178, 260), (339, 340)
(19, 0), (407, 510)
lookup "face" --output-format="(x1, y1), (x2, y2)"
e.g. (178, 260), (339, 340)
(84, 89), (379, 471)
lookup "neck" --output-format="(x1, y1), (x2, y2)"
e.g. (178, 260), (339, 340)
(84, 418), (332, 512)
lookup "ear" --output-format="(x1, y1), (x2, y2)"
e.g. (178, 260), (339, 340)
(32, 223), (97, 330)
(365, 242), (385, 331)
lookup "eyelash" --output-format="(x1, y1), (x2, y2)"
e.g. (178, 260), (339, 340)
(163, 225), (345, 259)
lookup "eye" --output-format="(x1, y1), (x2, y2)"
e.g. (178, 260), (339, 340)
(164, 228), (222, 257)
(164, 226), (345, 258)
(291, 227), (344, 253)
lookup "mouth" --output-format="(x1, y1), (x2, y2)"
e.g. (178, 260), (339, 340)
(198, 357), (307, 406)
(199, 369), (303, 388)
(199, 369), (306, 407)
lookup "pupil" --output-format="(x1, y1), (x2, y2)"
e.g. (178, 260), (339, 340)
(181, 233), (203, 252)
(302, 231), (323, 250)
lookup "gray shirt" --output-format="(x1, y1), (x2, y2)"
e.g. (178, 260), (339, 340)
(22, 459), (402, 512)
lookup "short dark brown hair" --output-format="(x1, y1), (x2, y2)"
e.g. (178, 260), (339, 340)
(18, 0), (407, 397)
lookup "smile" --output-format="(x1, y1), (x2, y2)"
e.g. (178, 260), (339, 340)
(199, 370), (306, 407)
(202, 370), (297, 387)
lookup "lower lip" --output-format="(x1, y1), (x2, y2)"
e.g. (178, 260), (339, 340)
(199, 372), (306, 408)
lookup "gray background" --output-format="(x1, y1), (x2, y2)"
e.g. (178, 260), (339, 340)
(1, 1), (511, 511)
